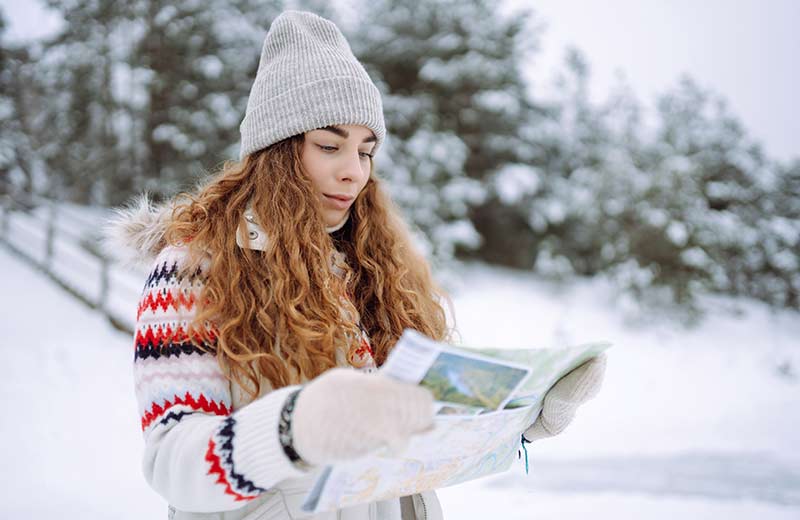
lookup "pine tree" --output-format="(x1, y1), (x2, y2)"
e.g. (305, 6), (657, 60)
(349, 0), (546, 263)
(29, 0), (284, 204)
(621, 77), (774, 307)
(756, 159), (800, 308)
(126, 0), (283, 200)
(0, 12), (37, 196)
(18, 0), (126, 204)
(518, 48), (647, 279)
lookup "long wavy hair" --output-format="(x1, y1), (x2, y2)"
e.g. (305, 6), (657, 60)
(163, 134), (450, 400)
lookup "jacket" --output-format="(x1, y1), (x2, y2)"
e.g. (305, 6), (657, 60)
(111, 201), (445, 520)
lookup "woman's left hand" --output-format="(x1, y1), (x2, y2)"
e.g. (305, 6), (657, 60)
(522, 353), (607, 442)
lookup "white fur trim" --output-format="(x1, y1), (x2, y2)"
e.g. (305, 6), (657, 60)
(101, 194), (173, 268)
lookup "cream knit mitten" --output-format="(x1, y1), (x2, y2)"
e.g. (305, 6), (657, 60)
(523, 353), (607, 442)
(291, 368), (435, 466)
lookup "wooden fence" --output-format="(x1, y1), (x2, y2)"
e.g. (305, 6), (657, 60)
(0, 192), (140, 335)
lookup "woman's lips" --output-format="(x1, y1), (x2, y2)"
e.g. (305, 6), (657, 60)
(323, 194), (354, 210)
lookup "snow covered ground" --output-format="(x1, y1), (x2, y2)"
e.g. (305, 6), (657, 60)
(1, 244), (798, 519)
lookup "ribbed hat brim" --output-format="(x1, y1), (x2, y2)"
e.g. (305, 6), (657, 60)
(240, 76), (385, 159)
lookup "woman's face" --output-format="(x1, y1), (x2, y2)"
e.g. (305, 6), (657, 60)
(301, 124), (376, 227)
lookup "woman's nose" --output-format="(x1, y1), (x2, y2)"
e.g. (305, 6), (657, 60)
(338, 152), (367, 183)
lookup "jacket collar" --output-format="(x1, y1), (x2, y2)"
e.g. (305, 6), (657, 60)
(103, 195), (351, 267)
(236, 208), (350, 251)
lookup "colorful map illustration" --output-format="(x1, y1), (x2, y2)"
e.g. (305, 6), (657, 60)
(302, 339), (611, 513)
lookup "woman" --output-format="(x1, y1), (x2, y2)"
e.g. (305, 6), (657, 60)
(109, 10), (606, 520)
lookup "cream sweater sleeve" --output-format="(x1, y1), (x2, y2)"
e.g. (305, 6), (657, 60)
(133, 245), (308, 512)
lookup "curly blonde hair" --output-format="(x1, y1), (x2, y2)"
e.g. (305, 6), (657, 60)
(164, 135), (450, 400)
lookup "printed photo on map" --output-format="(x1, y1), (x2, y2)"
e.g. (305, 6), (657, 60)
(419, 350), (531, 411)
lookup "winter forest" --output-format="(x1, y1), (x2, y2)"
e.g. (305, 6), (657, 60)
(2, 0), (798, 316)
(1, 1), (799, 518)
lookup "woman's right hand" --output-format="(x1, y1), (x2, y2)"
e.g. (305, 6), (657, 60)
(290, 368), (435, 466)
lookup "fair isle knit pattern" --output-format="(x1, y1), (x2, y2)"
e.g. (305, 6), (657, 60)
(134, 245), (312, 510)
(135, 258), (230, 432)
(136, 247), (241, 504)
(206, 417), (267, 502)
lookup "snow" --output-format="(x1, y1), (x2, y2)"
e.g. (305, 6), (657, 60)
(666, 221), (689, 247)
(493, 164), (541, 205)
(680, 247), (712, 269)
(475, 90), (522, 116)
(441, 484), (799, 520)
(0, 246), (163, 518)
(768, 217), (800, 245)
(460, 265), (798, 452)
(433, 220), (482, 251)
(197, 55), (224, 79)
(1, 245), (798, 518)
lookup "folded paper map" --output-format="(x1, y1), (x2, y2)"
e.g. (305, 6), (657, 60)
(302, 330), (611, 513)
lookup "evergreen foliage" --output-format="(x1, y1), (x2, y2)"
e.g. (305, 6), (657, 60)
(2, 0), (797, 312)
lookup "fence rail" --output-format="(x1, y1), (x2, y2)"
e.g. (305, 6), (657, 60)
(0, 192), (139, 335)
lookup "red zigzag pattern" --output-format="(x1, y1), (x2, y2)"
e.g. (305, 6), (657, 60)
(134, 324), (218, 349)
(137, 289), (198, 320)
(141, 392), (230, 431)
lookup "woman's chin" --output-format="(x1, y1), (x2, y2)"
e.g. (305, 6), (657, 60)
(323, 211), (349, 230)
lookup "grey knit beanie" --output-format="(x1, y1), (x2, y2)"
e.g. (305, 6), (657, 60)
(239, 10), (386, 159)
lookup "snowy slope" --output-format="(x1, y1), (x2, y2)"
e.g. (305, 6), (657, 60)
(0, 246), (797, 518)
(440, 264), (800, 515)
(449, 263), (800, 461)
(0, 246), (164, 518)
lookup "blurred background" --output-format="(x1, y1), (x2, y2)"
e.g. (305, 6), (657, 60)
(0, 0), (798, 519)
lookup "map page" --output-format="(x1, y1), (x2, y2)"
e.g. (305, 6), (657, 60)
(302, 330), (611, 513)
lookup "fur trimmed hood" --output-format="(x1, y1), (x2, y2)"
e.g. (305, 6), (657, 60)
(102, 195), (276, 269)
(101, 195), (174, 269)
(103, 194), (348, 270)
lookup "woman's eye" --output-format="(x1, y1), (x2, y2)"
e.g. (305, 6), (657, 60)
(317, 144), (372, 159)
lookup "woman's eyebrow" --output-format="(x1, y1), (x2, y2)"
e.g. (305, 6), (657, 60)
(319, 126), (377, 143)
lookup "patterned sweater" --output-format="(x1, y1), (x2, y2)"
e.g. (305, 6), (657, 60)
(134, 244), (377, 513)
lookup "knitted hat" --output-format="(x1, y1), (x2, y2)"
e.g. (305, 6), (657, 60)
(239, 11), (386, 159)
